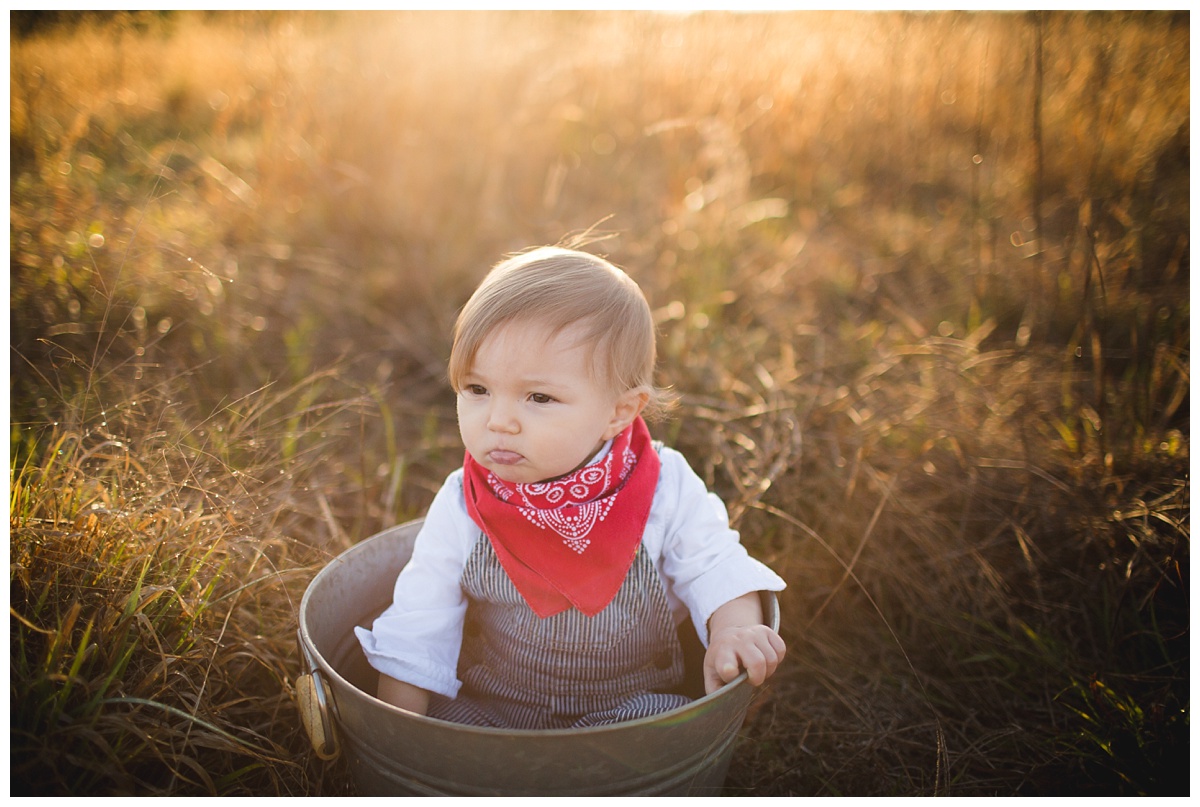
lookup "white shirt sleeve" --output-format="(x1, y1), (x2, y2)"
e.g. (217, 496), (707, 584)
(646, 447), (787, 646)
(353, 469), (475, 699)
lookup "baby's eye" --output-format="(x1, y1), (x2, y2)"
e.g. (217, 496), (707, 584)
(464, 384), (488, 396)
(528, 392), (555, 404)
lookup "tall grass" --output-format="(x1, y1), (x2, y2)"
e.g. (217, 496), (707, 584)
(10, 10), (1188, 795)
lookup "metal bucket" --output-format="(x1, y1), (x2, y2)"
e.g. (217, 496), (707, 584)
(296, 520), (779, 796)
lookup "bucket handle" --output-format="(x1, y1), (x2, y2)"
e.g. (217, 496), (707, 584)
(295, 629), (340, 761)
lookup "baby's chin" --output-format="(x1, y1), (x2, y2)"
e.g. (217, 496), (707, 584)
(485, 462), (581, 487)
(481, 462), (543, 486)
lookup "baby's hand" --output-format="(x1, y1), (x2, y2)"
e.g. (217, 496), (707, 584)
(703, 592), (787, 694)
(704, 623), (787, 694)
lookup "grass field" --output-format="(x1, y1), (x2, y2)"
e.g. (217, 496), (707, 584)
(9, 10), (1189, 795)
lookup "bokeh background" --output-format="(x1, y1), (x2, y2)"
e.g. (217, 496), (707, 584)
(10, 10), (1189, 796)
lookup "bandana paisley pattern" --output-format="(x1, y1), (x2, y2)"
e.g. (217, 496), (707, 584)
(485, 441), (637, 554)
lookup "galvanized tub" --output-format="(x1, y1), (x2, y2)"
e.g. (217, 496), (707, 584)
(296, 520), (779, 796)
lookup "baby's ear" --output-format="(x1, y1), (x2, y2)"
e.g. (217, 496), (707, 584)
(604, 388), (650, 439)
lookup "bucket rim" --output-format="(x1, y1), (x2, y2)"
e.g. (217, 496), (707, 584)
(299, 520), (779, 737)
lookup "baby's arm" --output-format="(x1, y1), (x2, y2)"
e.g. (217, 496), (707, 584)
(703, 592), (787, 694)
(377, 673), (431, 715)
(357, 471), (478, 716)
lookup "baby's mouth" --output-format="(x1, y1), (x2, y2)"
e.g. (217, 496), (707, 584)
(487, 449), (525, 466)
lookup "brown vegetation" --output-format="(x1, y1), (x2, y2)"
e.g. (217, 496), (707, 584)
(10, 10), (1188, 795)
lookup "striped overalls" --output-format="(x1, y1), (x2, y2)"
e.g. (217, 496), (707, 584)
(427, 533), (691, 729)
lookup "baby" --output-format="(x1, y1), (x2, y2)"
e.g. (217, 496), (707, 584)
(356, 246), (786, 729)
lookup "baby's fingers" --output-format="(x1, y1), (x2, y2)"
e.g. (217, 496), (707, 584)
(702, 628), (787, 694)
(730, 629), (787, 687)
(703, 644), (741, 694)
(760, 629), (787, 678)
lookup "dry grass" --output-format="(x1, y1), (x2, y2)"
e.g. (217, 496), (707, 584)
(10, 10), (1189, 795)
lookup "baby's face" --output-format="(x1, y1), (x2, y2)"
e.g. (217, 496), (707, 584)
(457, 319), (631, 485)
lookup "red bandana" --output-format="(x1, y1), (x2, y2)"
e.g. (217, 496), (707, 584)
(462, 417), (661, 618)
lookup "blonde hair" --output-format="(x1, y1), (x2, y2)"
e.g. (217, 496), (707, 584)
(449, 246), (674, 419)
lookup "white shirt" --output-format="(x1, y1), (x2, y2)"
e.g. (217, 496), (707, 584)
(355, 444), (787, 699)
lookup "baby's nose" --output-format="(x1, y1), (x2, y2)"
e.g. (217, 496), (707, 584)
(487, 401), (520, 433)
